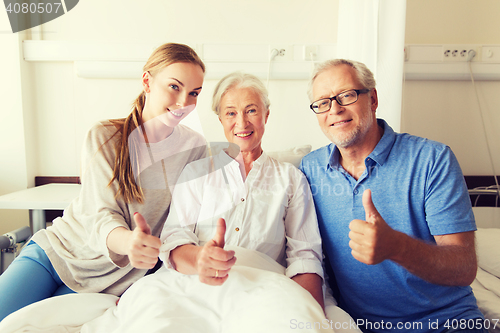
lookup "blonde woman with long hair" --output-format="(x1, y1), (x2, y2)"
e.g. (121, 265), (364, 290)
(0, 43), (207, 322)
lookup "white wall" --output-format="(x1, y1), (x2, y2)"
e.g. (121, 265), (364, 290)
(0, 13), (30, 234)
(402, 0), (500, 175)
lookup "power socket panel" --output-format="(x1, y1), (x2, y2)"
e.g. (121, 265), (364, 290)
(269, 45), (292, 62)
(443, 45), (480, 62)
(481, 46), (500, 62)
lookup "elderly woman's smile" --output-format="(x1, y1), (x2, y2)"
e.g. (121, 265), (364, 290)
(218, 87), (269, 156)
(234, 131), (253, 138)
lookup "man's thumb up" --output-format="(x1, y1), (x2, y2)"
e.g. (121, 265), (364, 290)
(213, 218), (226, 248)
(362, 189), (381, 224)
(134, 212), (151, 235)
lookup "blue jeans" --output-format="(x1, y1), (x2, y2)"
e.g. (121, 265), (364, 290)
(0, 241), (75, 322)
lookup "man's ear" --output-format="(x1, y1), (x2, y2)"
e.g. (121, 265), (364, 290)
(265, 109), (270, 124)
(142, 71), (151, 93)
(370, 88), (378, 112)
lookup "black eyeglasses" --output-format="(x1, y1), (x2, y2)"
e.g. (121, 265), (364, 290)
(310, 89), (370, 114)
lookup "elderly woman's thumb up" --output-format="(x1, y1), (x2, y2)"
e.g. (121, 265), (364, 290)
(197, 218), (237, 285)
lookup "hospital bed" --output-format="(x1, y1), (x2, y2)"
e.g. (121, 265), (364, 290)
(0, 226), (31, 274)
(469, 185), (500, 333)
(0, 171), (498, 332)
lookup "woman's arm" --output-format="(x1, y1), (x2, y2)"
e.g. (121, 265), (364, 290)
(78, 122), (139, 266)
(291, 273), (325, 310)
(284, 169), (325, 309)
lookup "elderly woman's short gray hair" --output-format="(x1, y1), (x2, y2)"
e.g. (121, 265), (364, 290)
(307, 59), (376, 101)
(212, 72), (270, 115)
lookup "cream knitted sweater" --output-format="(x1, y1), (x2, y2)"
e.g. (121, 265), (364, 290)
(32, 120), (206, 296)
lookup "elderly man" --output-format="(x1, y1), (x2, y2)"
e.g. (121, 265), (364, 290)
(299, 59), (486, 333)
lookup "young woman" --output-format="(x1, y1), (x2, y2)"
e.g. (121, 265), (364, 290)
(0, 43), (207, 322)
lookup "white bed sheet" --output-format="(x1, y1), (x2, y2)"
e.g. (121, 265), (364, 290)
(472, 207), (500, 333)
(0, 246), (361, 333)
(471, 268), (500, 333)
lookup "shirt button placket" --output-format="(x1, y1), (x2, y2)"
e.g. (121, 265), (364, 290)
(235, 196), (246, 243)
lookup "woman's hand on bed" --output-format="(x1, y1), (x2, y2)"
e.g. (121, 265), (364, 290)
(196, 218), (237, 286)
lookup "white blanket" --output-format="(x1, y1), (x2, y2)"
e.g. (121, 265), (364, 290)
(470, 226), (500, 333)
(0, 246), (361, 333)
(471, 268), (500, 333)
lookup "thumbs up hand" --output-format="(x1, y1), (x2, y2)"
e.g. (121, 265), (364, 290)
(196, 218), (236, 285)
(212, 217), (226, 248)
(127, 212), (161, 269)
(348, 189), (400, 265)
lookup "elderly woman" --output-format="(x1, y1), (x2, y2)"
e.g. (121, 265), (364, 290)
(161, 71), (324, 304)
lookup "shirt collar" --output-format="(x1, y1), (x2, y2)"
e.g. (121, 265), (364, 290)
(368, 119), (396, 166)
(251, 151), (268, 168)
(327, 118), (396, 169)
(218, 148), (268, 169)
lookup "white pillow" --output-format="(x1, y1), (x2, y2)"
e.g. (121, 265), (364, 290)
(472, 207), (500, 229)
(475, 228), (500, 278)
(267, 145), (312, 168)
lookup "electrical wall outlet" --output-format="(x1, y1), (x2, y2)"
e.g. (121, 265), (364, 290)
(269, 45), (292, 61)
(303, 45), (318, 61)
(442, 45), (480, 62)
(481, 46), (500, 63)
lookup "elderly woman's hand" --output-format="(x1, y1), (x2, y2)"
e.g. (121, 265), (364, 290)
(195, 218), (237, 285)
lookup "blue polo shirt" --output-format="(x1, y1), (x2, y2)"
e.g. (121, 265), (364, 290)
(300, 119), (483, 333)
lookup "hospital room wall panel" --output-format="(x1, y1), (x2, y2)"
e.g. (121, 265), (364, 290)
(403, 0), (500, 177)
(39, 0), (339, 44)
(262, 80), (332, 152)
(31, 62), (78, 176)
(401, 80), (500, 176)
(71, 77), (145, 174)
(405, 0), (500, 44)
(0, 30), (30, 234)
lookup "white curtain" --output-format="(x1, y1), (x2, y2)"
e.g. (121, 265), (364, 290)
(336, 0), (406, 132)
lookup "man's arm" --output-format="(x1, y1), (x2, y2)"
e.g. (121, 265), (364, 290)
(393, 231), (476, 286)
(349, 189), (477, 286)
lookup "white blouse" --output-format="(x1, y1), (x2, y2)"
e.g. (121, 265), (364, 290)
(159, 149), (324, 279)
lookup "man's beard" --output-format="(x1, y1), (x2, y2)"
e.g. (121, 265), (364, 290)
(329, 113), (374, 149)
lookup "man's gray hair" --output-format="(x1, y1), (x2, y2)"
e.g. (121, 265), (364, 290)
(212, 72), (270, 116)
(307, 59), (376, 101)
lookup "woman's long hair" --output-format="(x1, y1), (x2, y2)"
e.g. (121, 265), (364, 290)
(107, 43), (205, 204)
